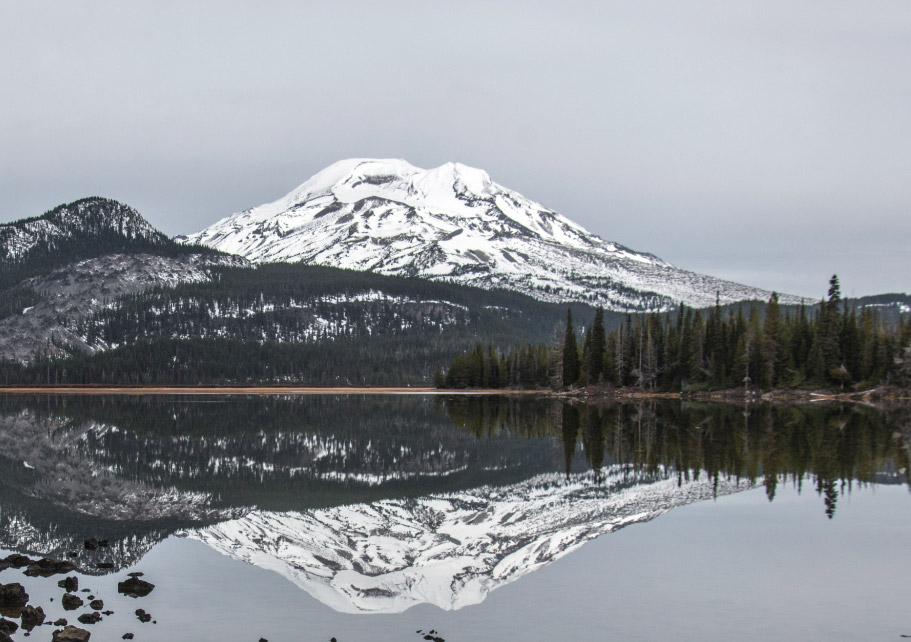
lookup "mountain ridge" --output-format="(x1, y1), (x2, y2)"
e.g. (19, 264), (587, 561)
(2, 197), (170, 260)
(0, 196), (219, 291)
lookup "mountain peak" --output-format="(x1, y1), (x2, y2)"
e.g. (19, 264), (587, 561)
(278, 159), (495, 210)
(1, 197), (205, 289)
(182, 160), (803, 311)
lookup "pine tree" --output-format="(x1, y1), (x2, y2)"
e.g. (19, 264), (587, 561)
(587, 306), (606, 384)
(562, 309), (580, 387)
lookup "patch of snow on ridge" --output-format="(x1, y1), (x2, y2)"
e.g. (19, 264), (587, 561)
(181, 159), (807, 311)
(191, 466), (756, 614)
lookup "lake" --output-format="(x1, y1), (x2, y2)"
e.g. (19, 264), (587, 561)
(0, 394), (909, 641)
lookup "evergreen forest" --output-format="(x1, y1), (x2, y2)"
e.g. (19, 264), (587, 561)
(440, 276), (911, 392)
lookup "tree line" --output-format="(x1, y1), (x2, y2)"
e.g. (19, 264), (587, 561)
(439, 276), (911, 391)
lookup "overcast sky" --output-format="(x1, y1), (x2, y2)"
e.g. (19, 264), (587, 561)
(1, 1), (909, 298)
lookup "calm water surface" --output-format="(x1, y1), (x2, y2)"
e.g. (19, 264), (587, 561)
(0, 395), (908, 641)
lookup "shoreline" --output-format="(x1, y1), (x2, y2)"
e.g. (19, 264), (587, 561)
(547, 385), (911, 404)
(0, 385), (907, 403)
(0, 385), (546, 396)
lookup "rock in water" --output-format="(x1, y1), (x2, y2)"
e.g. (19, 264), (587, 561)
(118, 577), (155, 598)
(77, 612), (102, 625)
(1, 554), (34, 568)
(0, 583), (28, 609)
(58, 576), (79, 592)
(61, 593), (84, 611)
(24, 558), (77, 577)
(83, 539), (99, 550)
(123, 634), (134, 640)
(20, 605), (46, 630)
(0, 619), (17, 635)
(89, 600), (104, 610)
(52, 625), (92, 642)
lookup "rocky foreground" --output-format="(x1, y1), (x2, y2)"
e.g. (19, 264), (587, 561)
(0, 540), (155, 642)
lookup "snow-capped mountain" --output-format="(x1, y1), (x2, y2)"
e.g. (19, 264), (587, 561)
(181, 159), (801, 311)
(192, 467), (756, 613)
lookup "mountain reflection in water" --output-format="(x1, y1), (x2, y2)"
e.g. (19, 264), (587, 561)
(0, 394), (908, 611)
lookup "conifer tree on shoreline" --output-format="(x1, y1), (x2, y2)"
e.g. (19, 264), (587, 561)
(562, 309), (580, 387)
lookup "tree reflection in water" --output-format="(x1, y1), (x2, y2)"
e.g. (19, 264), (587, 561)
(446, 398), (911, 518)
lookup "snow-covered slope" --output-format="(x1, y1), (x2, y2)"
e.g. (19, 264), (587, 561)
(181, 159), (801, 311)
(192, 467), (756, 613)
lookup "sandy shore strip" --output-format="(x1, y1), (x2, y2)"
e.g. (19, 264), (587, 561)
(0, 386), (547, 396)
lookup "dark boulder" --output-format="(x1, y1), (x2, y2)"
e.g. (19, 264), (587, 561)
(0, 583), (28, 609)
(122, 634), (134, 640)
(21, 604), (46, 631)
(52, 625), (92, 642)
(58, 576), (79, 592)
(89, 600), (104, 610)
(83, 539), (99, 550)
(54, 618), (68, 626)
(0, 619), (17, 635)
(77, 612), (102, 625)
(95, 562), (115, 569)
(61, 593), (84, 611)
(118, 577), (155, 598)
(24, 558), (76, 577)
(2, 554), (34, 569)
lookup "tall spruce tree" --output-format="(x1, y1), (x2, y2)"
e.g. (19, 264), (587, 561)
(562, 309), (580, 387)
(587, 306), (606, 384)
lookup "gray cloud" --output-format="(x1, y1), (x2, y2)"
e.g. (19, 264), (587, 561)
(1, 1), (908, 297)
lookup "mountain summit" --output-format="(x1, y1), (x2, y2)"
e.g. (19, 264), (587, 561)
(181, 159), (797, 310)
(1, 197), (170, 263)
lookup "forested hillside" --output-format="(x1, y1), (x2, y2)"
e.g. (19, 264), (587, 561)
(0, 263), (603, 385)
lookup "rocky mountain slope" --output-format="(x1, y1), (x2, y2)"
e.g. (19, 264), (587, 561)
(0, 253), (245, 361)
(0, 198), (245, 361)
(181, 159), (805, 311)
(0, 197), (205, 290)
